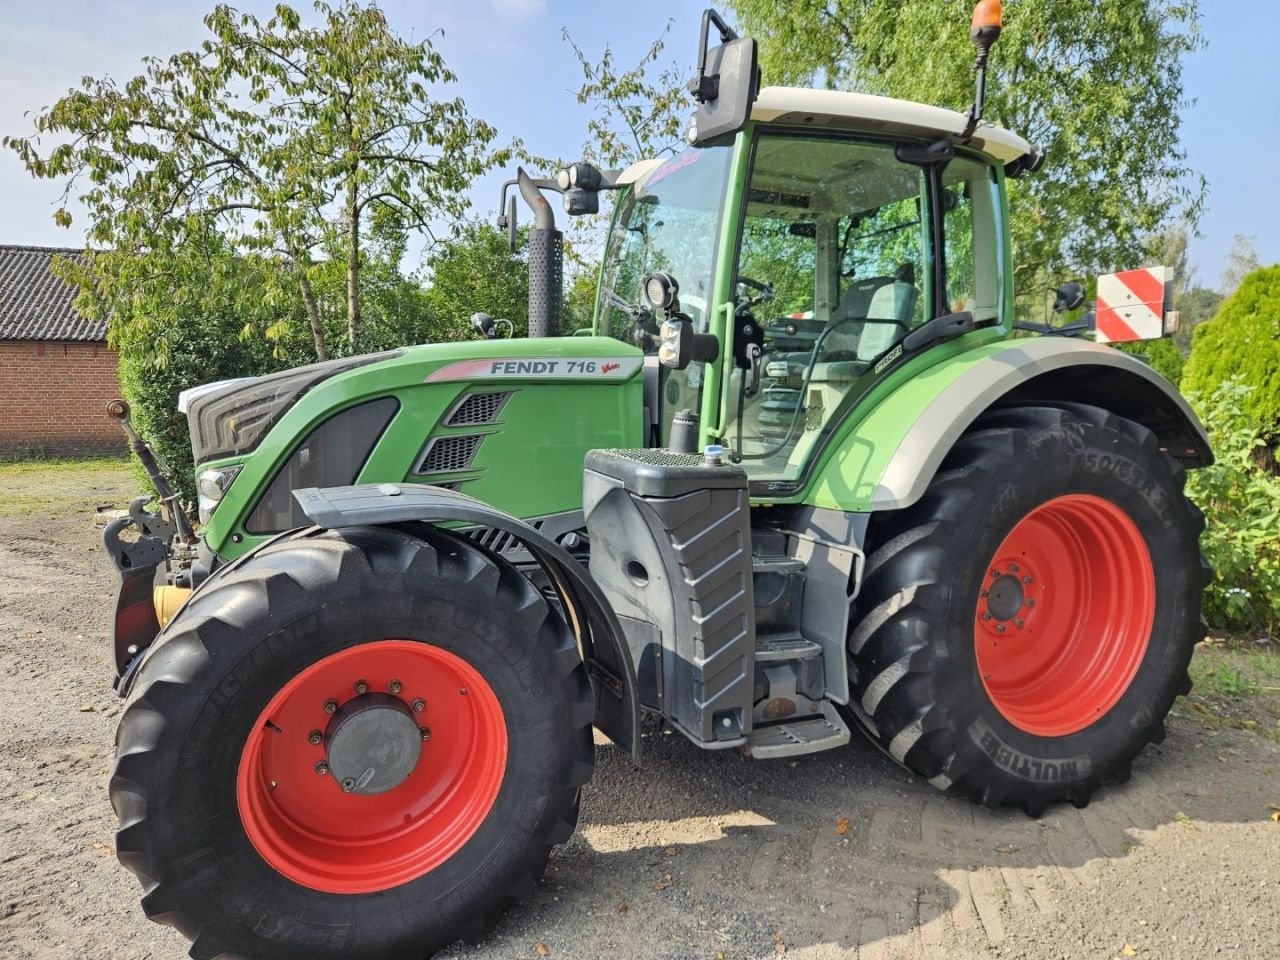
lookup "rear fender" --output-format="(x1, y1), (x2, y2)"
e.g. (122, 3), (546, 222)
(293, 483), (641, 760)
(809, 336), (1212, 513)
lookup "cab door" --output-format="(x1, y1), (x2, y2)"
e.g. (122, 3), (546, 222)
(720, 128), (1005, 493)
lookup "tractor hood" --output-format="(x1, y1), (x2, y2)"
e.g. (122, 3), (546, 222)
(195, 337), (646, 559)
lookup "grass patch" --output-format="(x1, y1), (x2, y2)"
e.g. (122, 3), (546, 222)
(1184, 638), (1280, 742)
(0, 457), (139, 519)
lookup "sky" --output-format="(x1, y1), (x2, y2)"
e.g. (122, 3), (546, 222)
(1, 0), (1276, 290)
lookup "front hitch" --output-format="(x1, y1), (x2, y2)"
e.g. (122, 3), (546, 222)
(102, 399), (194, 688)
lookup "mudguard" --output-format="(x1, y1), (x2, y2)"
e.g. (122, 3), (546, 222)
(293, 483), (641, 760)
(808, 336), (1212, 513)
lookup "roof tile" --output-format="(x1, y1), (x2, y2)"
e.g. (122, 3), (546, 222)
(0, 244), (105, 342)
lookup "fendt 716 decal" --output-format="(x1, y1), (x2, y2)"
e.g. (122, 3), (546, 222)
(426, 356), (643, 383)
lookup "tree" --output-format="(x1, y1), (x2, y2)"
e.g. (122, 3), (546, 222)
(726, 0), (1205, 302)
(423, 221), (530, 341)
(564, 21), (690, 168)
(5, 1), (504, 360)
(55, 243), (294, 501)
(1183, 265), (1280, 451)
(1173, 285), (1223, 354)
(1220, 233), (1261, 297)
(560, 23), (693, 322)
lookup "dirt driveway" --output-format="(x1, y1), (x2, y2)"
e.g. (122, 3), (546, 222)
(1, 460), (1277, 960)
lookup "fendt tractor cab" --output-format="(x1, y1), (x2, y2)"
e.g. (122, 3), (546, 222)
(102, 6), (1211, 959)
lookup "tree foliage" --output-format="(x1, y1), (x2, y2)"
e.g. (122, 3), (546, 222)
(1185, 379), (1280, 633)
(1220, 233), (1261, 298)
(726, 0), (1205, 299)
(1183, 265), (1280, 444)
(564, 21), (690, 169)
(422, 221), (530, 341)
(5, 0), (504, 359)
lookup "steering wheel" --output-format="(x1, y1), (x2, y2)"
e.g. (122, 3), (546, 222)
(737, 275), (774, 309)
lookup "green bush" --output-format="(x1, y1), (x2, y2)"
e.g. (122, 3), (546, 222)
(1183, 265), (1280, 440)
(1185, 379), (1280, 634)
(119, 313), (282, 507)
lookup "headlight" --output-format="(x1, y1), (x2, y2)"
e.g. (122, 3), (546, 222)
(197, 465), (242, 524)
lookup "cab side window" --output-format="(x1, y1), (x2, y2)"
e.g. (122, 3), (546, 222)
(942, 158), (1003, 323)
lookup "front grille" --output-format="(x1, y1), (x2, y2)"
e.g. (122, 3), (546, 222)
(446, 391), (511, 426)
(415, 434), (484, 474)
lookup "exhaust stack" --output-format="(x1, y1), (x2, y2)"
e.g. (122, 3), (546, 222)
(515, 167), (563, 338)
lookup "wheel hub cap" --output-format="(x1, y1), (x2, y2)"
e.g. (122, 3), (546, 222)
(325, 693), (422, 795)
(985, 573), (1025, 622)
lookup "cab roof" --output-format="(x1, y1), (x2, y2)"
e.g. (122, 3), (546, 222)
(751, 86), (1031, 164)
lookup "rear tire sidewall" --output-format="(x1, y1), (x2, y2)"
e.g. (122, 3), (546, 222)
(137, 529), (585, 959)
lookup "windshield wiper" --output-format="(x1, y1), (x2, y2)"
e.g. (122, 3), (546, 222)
(601, 286), (660, 351)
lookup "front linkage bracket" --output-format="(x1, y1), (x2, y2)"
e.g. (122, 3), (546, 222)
(103, 497), (174, 684)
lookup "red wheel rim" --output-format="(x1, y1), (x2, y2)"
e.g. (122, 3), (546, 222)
(974, 494), (1155, 737)
(236, 640), (507, 893)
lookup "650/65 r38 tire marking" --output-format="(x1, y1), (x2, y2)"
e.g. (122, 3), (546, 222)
(237, 640), (508, 894)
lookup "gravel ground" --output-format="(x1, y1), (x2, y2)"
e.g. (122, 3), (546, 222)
(1, 461), (1277, 960)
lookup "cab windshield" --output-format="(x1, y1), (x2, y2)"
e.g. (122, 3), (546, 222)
(596, 146), (733, 340)
(596, 147), (733, 444)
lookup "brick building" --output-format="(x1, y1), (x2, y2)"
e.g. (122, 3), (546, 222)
(0, 244), (122, 457)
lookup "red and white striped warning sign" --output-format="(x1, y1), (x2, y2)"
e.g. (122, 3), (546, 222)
(1095, 266), (1172, 343)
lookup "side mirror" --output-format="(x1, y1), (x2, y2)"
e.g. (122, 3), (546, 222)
(496, 195), (518, 253)
(687, 10), (760, 147)
(1052, 282), (1086, 313)
(471, 312), (497, 339)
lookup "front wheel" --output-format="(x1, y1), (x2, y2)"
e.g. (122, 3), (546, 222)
(848, 404), (1208, 815)
(111, 526), (594, 960)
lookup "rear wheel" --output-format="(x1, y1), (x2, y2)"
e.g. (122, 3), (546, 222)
(111, 526), (594, 960)
(848, 404), (1207, 814)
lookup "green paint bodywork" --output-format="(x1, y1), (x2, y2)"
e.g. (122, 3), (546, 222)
(202, 337), (643, 559)
(193, 122), (1175, 562)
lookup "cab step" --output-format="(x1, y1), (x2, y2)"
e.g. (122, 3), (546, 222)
(755, 631), (823, 662)
(742, 701), (851, 759)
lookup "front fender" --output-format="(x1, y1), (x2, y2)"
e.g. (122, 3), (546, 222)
(293, 483), (641, 760)
(809, 336), (1212, 513)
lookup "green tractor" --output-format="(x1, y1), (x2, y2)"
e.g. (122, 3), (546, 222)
(103, 6), (1210, 958)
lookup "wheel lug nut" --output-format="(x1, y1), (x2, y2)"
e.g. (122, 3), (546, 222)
(411, 698), (426, 713)
(307, 729), (323, 745)
(981, 612), (993, 622)
(1026, 598), (1036, 608)
(388, 679), (403, 695)
(1009, 563), (1019, 573)
(1014, 619), (1025, 628)
(340, 777), (356, 793)
(980, 590), (990, 599)
(420, 727), (432, 742)
(314, 761), (329, 776)
(323, 699), (338, 714)
(996, 623), (1007, 634)
(991, 570), (1001, 579)
(1023, 576), (1033, 585)
(354, 679), (369, 695)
